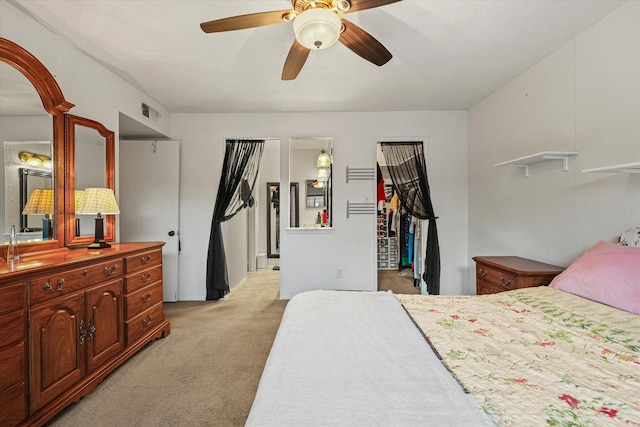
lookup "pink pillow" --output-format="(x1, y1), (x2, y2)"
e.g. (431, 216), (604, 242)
(549, 241), (640, 315)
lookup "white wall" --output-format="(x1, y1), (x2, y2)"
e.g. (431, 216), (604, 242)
(468, 1), (640, 290)
(172, 111), (468, 300)
(1, 1), (172, 241)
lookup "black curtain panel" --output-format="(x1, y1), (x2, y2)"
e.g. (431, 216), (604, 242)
(380, 142), (441, 295)
(206, 139), (265, 300)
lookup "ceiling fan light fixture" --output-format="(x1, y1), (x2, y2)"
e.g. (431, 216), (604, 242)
(293, 8), (341, 50)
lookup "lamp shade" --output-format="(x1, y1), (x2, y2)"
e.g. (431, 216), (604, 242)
(293, 8), (342, 50)
(22, 188), (54, 215)
(317, 149), (332, 168)
(74, 190), (85, 210)
(77, 188), (120, 215)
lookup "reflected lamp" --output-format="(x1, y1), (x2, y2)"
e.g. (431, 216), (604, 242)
(76, 188), (119, 249)
(317, 149), (332, 168)
(22, 188), (54, 239)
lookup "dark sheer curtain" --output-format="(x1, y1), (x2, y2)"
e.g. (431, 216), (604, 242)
(206, 139), (265, 300)
(380, 142), (441, 295)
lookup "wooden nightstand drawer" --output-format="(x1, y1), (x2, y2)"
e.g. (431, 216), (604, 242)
(477, 266), (517, 290)
(473, 256), (564, 295)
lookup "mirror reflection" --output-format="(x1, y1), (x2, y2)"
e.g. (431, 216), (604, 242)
(1, 61), (53, 244)
(74, 123), (107, 238)
(289, 137), (332, 228)
(20, 168), (53, 234)
(64, 115), (115, 247)
(267, 182), (299, 258)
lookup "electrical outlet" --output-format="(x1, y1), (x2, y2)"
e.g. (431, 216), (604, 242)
(336, 268), (343, 279)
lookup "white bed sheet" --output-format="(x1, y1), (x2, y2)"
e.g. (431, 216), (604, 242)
(246, 290), (494, 426)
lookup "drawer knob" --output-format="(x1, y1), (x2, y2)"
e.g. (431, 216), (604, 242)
(141, 255), (152, 264)
(141, 292), (153, 302)
(43, 278), (65, 292)
(500, 277), (512, 287)
(141, 272), (152, 282)
(103, 265), (118, 276)
(142, 315), (153, 327)
(478, 268), (488, 277)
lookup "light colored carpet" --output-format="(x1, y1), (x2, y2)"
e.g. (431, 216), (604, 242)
(378, 269), (421, 294)
(46, 269), (287, 427)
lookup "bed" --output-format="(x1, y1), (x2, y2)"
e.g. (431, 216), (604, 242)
(246, 240), (640, 426)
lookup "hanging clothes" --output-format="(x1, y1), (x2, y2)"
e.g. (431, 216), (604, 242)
(399, 210), (412, 270)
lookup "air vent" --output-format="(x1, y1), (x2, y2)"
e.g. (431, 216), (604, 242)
(141, 103), (161, 122)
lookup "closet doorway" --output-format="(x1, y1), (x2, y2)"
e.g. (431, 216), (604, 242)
(376, 142), (421, 295)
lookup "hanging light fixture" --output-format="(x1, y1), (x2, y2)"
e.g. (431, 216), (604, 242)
(293, 8), (342, 50)
(317, 149), (332, 168)
(317, 167), (329, 182)
(19, 151), (52, 169)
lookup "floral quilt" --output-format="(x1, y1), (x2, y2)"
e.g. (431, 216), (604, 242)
(398, 287), (640, 426)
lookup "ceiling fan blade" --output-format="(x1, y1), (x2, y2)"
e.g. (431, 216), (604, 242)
(200, 10), (293, 33)
(339, 20), (392, 66)
(282, 40), (310, 80)
(346, 0), (402, 13)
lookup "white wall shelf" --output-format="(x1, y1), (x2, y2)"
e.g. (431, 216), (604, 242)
(582, 162), (640, 174)
(494, 151), (578, 178)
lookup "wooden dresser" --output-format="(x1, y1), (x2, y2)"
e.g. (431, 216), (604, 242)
(0, 242), (170, 427)
(473, 256), (565, 295)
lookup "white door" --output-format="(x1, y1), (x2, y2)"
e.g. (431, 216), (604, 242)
(119, 140), (180, 302)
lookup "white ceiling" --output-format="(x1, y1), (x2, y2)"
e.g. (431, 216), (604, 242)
(8, 0), (626, 115)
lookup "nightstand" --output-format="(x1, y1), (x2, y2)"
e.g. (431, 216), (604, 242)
(472, 256), (565, 295)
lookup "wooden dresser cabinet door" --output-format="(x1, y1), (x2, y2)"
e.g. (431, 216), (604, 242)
(29, 293), (84, 413)
(85, 279), (124, 373)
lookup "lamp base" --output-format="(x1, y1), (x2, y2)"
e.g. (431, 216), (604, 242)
(87, 215), (110, 249)
(87, 240), (111, 249)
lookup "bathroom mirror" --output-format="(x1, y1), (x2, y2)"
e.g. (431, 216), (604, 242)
(267, 182), (299, 258)
(0, 38), (74, 256)
(289, 137), (332, 228)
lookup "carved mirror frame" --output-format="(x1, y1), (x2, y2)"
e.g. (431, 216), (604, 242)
(64, 115), (115, 247)
(0, 37), (74, 258)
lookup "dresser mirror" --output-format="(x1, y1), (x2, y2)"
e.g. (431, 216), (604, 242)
(64, 115), (115, 247)
(289, 137), (332, 228)
(0, 37), (73, 258)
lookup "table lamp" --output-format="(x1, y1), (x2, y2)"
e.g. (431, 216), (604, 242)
(76, 188), (119, 249)
(22, 188), (54, 239)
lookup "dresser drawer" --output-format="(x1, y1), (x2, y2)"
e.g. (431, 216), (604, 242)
(126, 281), (163, 320)
(0, 283), (26, 316)
(126, 302), (165, 345)
(476, 265), (517, 291)
(0, 312), (24, 348)
(124, 264), (163, 293)
(0, 342), (25, 392)
(0, 383), (26, 427)
(125, 249), (162, 274)
(30, 260), (123, 305)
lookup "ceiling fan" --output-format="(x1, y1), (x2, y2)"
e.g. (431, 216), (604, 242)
(200, 0), (401, 80)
